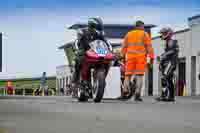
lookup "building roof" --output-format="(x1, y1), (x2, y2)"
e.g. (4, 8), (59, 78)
(68, 23), (156, 30)
(188, 14), (200, 21)
(152, 28), (190, 40)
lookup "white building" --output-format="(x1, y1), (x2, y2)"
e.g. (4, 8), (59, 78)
(152, 14), (200, 96)
(56, 65), (72, 95)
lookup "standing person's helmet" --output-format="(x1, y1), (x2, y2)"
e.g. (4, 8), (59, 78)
(88, 17), (104, 33)
(159, 27), (173, 40)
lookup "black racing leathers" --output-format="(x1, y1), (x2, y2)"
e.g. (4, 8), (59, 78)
(72, 28), (111, 83)
(159, 39), (179, 100)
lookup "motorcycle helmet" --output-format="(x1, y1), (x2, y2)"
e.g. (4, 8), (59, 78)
(159, 27), (173, 40)
(88, 17), (104, 33)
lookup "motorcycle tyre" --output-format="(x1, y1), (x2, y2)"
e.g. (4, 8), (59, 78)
(93, 70), (105, 103)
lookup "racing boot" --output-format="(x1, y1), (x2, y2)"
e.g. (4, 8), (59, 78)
(165, 79), (175, 102)
(164, 97), (175, 102)
(82, 80), (90, 98)
(134, 93), (143, 102)
(155, 88), (168, 101)
(165, 89), (175, 102)
(155, 96), (167, 101)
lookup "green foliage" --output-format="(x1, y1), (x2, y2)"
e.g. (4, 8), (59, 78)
(66, 47), (76, 66)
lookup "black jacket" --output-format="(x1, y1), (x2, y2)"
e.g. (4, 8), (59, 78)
(160, 39), (179, 63)
(76, 27), (109, 51)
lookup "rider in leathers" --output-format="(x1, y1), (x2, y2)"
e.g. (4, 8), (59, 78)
(155, 27), (179, 102)
(72, 17), (112, 84)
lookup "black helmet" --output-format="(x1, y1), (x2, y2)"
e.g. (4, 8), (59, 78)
(135, 20), (144, 27)
(88, 17), (104, 32)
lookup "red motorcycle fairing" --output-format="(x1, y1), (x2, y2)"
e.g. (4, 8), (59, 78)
(86, 50), (113, 60)
(80, 49), (114, 81)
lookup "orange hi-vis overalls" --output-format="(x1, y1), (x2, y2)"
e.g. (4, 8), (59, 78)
(121, 29), (154, 75)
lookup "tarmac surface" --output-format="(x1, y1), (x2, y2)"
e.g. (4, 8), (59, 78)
(0, 96), (200, 133)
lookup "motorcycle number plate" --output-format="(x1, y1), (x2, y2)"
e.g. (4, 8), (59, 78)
(96, 48), (106, 56)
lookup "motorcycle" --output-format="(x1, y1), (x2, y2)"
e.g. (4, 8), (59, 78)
(73, 39), (114, 103)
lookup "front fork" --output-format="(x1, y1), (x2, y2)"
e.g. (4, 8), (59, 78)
(90, 67), (105, 87)
(91, 69), (95, 88)
(90, 67), (106, 90)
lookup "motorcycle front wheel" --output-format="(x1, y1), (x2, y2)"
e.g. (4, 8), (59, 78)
(92, 69), (106, 103)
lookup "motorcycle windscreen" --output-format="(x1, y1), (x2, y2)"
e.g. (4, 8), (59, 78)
(89, 40), (109, 57)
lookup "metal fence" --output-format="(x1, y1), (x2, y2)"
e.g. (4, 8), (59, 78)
(0, 84), (56, 96)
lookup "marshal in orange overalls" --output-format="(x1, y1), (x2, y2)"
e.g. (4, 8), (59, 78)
(121, 29), (154, 76)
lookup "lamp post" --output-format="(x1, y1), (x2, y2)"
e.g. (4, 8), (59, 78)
(0, 32), (2, 72)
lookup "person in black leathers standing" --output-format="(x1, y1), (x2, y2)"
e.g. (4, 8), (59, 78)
(155, 27), (179, 102)
(72, 17), (112, 84)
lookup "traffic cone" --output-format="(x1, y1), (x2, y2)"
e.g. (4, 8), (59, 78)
(183, 85), (187, 96)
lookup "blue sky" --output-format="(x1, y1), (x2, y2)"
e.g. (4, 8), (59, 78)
(0, 0), (199, 78)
